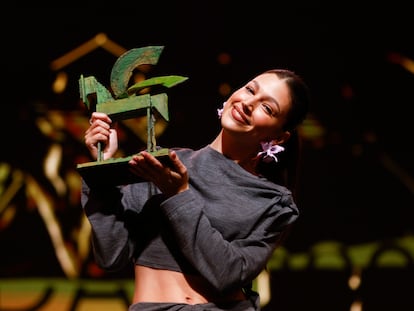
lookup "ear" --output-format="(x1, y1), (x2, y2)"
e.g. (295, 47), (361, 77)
(273, 131), (291, 145)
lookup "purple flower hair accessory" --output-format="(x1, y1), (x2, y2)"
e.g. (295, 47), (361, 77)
(217, 102), (226, 118)
(257, 142), (284, 163)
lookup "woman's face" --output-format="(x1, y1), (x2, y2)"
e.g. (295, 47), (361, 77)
(221, 73), (291, 145)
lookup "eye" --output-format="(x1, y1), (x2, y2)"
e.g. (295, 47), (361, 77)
(262, 102), (274, 115)
(245, 85), (255, 94)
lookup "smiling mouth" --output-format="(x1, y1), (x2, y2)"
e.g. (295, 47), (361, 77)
(232, 106), (250, 125)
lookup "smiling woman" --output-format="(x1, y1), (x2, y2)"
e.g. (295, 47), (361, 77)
(79, 67), (311, 310)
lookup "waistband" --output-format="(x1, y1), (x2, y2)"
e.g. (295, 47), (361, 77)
(128, 299), (257, 311)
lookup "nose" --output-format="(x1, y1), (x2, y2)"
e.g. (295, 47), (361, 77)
(241, 100), (254, 115)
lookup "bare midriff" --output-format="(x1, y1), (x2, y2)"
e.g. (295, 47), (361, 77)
(133, 265), (246, 305)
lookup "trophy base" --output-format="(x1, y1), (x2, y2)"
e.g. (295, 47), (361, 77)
(77, 148), (171, 187)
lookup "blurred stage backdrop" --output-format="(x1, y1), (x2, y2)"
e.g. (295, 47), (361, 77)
(1, 3), (414, 311)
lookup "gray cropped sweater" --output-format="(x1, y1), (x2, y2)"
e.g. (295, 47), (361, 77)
(81, 145), (299, 293)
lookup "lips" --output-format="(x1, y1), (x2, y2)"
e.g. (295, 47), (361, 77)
(231, 106), (250, 125)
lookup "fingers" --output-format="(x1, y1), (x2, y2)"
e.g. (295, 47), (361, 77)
(168, 150), (187, 175)
(132, 151), (164, 171)
(129, 152), (160, 181)
(133, 150), (184, 173)
(89, 112), (112, 126)
(129, 150), (189, 196)
(85, 125), (111, 146)
(129, 151), (178, 179)
(85, 112), (116, 160)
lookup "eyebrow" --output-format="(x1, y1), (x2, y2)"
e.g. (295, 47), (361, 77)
(252, 79), (281, 114)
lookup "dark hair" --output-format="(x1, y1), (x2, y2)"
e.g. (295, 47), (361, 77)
(257, 69), (311, 195)
(264, 69), (310, 132)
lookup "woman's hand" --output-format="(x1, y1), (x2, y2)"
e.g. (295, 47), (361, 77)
(129, 150), (189, 197)
(84, 112), (118, 160)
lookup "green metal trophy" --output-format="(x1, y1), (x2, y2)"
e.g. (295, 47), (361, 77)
(76, 46), (188, 186)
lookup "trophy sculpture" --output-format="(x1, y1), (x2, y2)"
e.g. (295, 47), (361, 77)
(76, 46), (188, 186)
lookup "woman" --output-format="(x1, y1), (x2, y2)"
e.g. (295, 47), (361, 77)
(81, 68), (310, 310)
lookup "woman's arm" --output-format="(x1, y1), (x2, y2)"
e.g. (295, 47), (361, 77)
(160, 190), (298, 292)
(81, 181), (135, 271)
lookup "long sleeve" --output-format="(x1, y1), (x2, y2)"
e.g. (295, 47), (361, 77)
(160, 185), (298, 292)
(81, 180), (135, 271)
(80, 145), (300, 293)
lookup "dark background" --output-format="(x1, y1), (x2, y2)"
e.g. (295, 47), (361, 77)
(1, 2), (414, 276)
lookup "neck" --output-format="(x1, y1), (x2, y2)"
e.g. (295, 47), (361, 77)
(210, 131), (260, 175)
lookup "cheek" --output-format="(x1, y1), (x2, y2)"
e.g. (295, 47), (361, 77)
(252, 110), (273, 126)
(252, 112), (281, 134)
(228, 89), (248, 102)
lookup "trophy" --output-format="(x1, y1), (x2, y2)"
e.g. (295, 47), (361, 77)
(76, 46), (188, 186)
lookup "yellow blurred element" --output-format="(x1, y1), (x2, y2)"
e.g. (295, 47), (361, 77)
(50, 33), (127, 71)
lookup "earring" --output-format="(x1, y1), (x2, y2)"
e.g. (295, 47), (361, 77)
(257, 141), (284, 163)
(217, 102), (226, 118)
